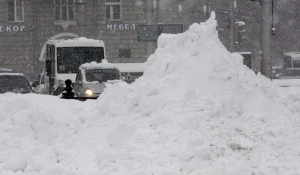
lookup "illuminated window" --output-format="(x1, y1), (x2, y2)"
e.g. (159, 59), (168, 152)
(8, 0), (23, 21)
(106, 0), (121, 21)
(55, 0), (74, 21)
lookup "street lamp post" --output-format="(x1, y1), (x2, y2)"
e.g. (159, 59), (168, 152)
(260, 0), (273, 78)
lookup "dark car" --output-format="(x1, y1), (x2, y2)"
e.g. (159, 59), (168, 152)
(280, 68), (300, 79)
(0, 72), (33, 94)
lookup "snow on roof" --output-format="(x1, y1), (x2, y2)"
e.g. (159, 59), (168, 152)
(284, 52), (300, 57)
(235, 21), (246, 26)
(46, 37), (105, 47)
(113, 63), (145, 72)
(0, 68), (13, 72)
(0, 72), (24, 76)
(235, 52), (251, 55)
(272, 66), (283, 69)
(80, 61), (118, 70)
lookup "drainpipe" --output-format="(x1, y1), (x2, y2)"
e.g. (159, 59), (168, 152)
(93, 0), (97, 38)
(33, 0), (38, 80)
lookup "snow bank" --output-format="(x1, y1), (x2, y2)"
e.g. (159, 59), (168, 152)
(1, 12), (300, 175)
(95, 12), (300, 174)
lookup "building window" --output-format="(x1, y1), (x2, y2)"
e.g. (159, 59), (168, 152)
(55, 0), (74, 21)
(8, 0), (23, 22)
(106, 0), (121, 21)
(119, 49), (131, 58)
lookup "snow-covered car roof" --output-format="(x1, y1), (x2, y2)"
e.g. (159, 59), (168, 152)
(272, 66), (283, 69)
(79, 61), (119, 71)
(0, 68), (13, 73)
(284, 52), (300, 58)
(235, 51), (251, 55)
(46, 37), (105, 47)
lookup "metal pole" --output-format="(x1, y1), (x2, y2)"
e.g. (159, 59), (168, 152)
(156, 0), (160, 23)
(260, 0), (272, 78)
(229, 0), (235, 52)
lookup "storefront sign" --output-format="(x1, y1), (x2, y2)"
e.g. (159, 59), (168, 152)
(0, 25), (26, 32)
(107, 24), (136, 31)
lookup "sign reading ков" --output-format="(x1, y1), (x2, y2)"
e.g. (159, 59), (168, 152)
(0, 25), (26, 32)
(107, 24), (136, 31)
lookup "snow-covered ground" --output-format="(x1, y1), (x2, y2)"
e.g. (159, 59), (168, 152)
(273, 79), (300, 87)
(1, 12), (300, 175)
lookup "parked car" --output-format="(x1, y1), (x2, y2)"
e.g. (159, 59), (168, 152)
(280, 68), (300, 79)
(0, 71), (33, 94)
(73, 62), (122, 98)
(273, 68), (300, 87)
(113, 63), (145, 84)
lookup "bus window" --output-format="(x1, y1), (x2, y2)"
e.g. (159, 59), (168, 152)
(57, 47), (104, 73)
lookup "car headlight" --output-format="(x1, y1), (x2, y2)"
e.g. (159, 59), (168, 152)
(85, 89), (93, 96)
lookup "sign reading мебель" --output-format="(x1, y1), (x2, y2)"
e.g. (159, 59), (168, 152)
(107, 24), (136, 30)
(0, 25), (26, 32)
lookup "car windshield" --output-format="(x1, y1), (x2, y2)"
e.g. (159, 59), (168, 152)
(282, 69), (300, 76)
(0, 75), (31, 93)
(85, 69), (120, 83)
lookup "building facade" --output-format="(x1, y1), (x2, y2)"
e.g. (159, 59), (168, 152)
(0, 0), (148, 80)
(1, 0), (295, 80)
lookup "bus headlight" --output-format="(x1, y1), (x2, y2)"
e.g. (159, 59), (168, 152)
(85, 89), (93, 96)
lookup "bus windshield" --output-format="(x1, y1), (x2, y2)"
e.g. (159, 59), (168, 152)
(57, 47), (104, 73)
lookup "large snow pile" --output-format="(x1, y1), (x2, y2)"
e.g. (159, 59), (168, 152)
(1, 12), (300, 175)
